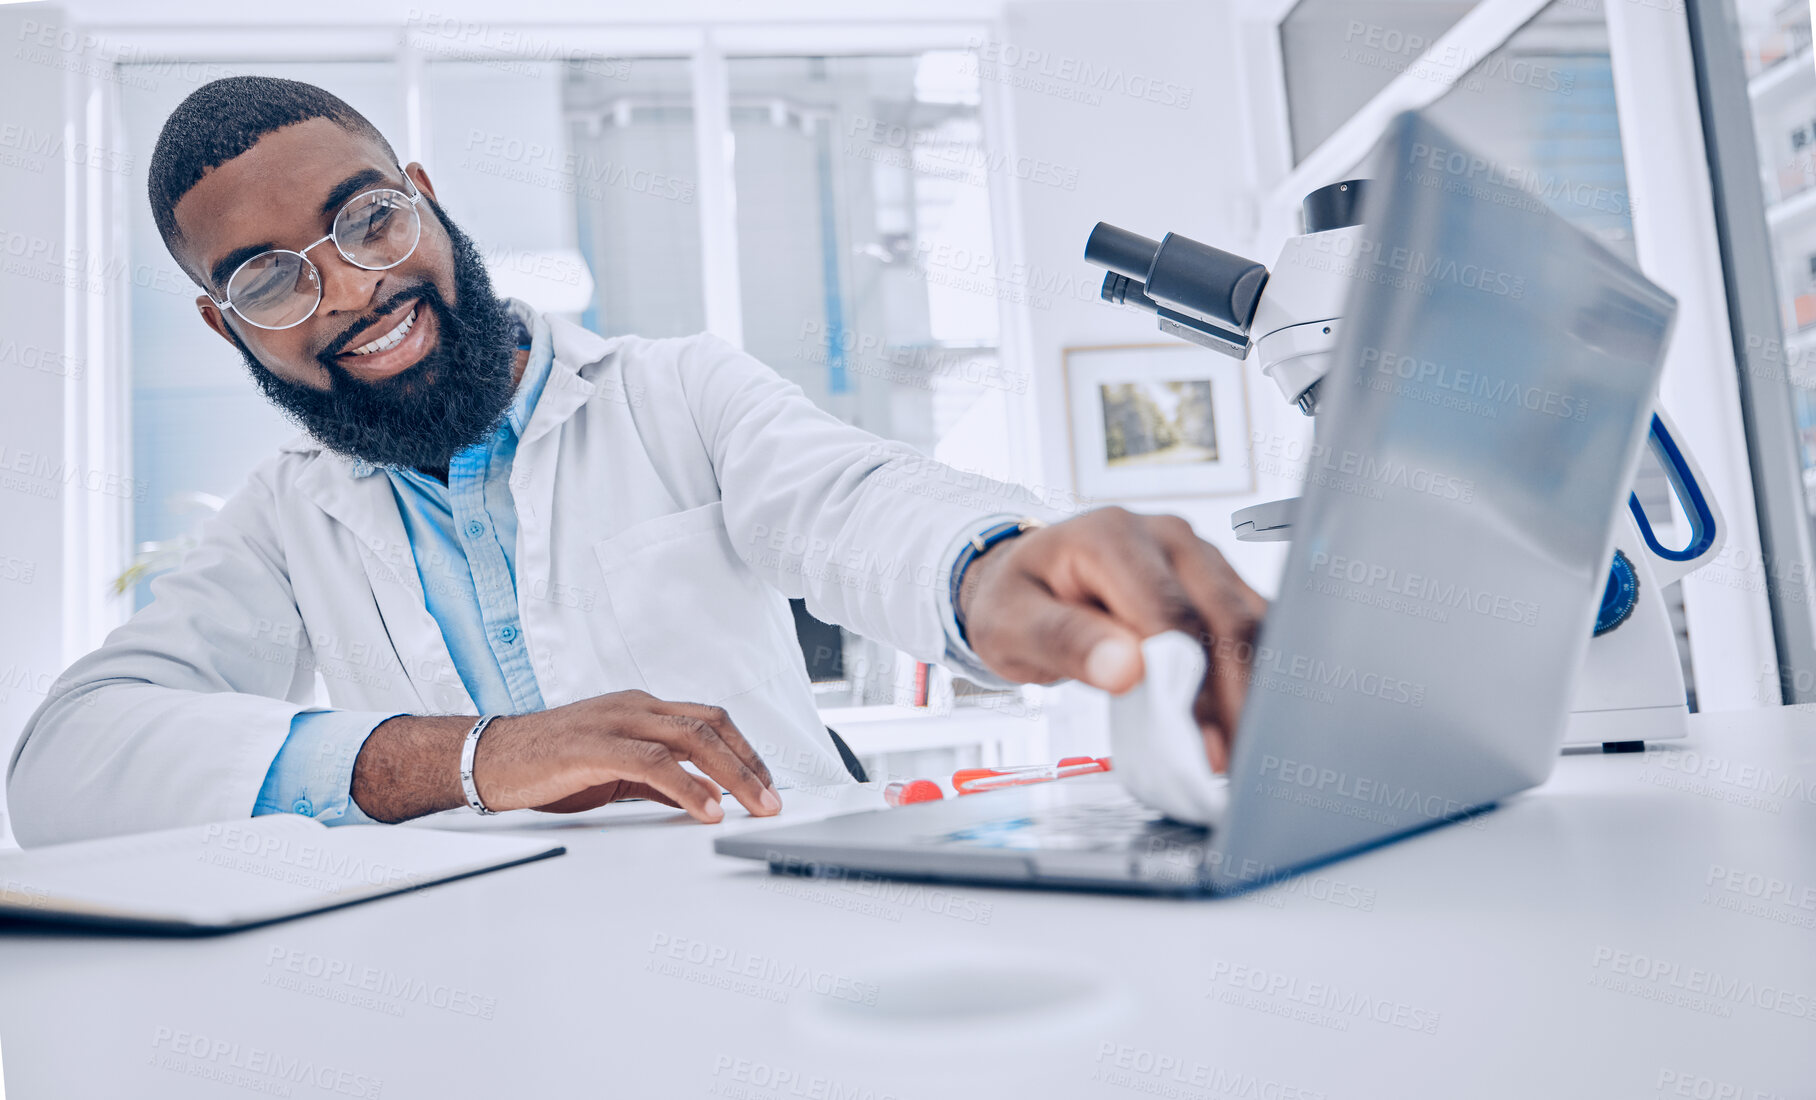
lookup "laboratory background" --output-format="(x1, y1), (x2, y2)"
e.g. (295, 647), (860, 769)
(5, 0), (1816, 1095)
(4, 0), (1814, 840)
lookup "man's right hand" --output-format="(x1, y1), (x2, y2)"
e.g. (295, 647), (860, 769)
(349, 690), (782, 825)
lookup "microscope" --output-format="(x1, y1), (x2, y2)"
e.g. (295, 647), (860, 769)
(1083, 181), (1722, 749)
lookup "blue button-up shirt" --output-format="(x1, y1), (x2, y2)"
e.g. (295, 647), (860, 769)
(252, 310), (550, 823)
(252, 306), (1010, 825)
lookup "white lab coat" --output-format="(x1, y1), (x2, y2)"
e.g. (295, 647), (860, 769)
(7, 319), (1052, 846)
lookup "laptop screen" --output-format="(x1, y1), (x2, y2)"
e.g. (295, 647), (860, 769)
(1212, 108), (1676, 891)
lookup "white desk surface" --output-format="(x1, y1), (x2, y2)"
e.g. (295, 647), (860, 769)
(3, 707), (1814, 1100)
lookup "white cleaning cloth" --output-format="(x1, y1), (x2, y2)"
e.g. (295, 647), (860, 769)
(1108, 631), (1227, 827)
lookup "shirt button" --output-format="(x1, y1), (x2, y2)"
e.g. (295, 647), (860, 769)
(292, 798), (315, 818)
(466, 520), (486, 537)
(499, 625), (519, 643)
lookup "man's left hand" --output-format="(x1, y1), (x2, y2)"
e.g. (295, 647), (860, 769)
(955, 507), (1267, 772)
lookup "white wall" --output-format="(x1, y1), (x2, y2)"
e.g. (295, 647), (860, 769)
(1, 0), (1268, 801)
(1000, 0), (1292, 590)
(991, 0), (1293, 756)
(0, 2), (76, 845)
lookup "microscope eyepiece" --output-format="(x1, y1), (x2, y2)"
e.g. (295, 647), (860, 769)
(1083, 222), (1268, 338)
(1303, 179), (1370, 234)
(1084, 223), (1163, 281)
(1099, 271), (1158, 310)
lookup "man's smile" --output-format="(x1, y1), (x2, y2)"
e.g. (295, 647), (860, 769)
(229, 187), (520, 471)
(333, 297), (436, 382)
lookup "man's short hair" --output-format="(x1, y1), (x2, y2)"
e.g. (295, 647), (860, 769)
(148, 75), (397, 278)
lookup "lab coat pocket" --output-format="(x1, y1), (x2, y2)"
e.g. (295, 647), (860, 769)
(592, 501), (790, 703)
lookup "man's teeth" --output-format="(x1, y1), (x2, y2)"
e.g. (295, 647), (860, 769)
(348, 306), (417, 356)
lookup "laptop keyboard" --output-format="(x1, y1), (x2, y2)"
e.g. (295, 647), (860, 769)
(920, 793), (1209, 853)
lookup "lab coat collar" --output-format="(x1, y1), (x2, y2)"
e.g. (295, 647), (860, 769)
(289, 443), (456, 714)
(522, 307), (600, 447)
(277, 298), (604, 714)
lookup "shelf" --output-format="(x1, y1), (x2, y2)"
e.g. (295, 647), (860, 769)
(818, 702), (1048, 759)
(1750, 45), (1815, 105)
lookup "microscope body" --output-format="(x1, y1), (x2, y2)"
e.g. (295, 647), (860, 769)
(1246, 223), (1363, 415)
(1084, 183), (1720, 748)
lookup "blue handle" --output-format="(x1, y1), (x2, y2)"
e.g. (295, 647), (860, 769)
(1628, 414), (1717, 563)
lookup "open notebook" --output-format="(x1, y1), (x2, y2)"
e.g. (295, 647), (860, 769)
(0, 815), (564, 933)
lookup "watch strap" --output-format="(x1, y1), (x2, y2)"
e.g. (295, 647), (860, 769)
(950, 517), (1045, 645)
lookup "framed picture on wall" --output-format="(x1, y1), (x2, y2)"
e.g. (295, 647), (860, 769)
(1063, 343), (1254, 500)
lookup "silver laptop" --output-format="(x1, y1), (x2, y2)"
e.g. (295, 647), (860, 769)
(716, 110), (1677, 895)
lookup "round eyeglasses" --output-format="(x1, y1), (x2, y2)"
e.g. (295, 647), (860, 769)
(207, 178), (425, 331)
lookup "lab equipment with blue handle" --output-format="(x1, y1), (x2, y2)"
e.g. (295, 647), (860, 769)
(1083, 182), (1724, 749)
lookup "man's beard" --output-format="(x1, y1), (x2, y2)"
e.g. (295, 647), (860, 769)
(231, 198), (521, 471)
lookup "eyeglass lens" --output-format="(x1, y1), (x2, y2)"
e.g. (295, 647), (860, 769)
(229, 252), (322, 329)
(334, 190), (419, 268)
(226, 189), (421, 328)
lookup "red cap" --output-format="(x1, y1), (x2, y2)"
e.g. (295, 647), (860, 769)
(884, 779), (945, 806)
